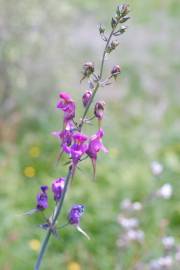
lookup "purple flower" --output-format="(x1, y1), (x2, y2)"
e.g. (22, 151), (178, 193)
(36, 186), (48, 211)
(68, 204), (85, 225)
(52, 122), (74, 147)
(68, 204), (90, 239)
(82, 90), (92, 107)
(52, 178), (65, 201)
(94, 101), (105, 120)
(57, 92), (75, 123)
(86, 128), (108, 176)
(63, 132), (88, 175)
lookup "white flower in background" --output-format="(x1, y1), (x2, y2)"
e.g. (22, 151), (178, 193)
(150, 256), (173, 270)
(120, 199), (142, 212)
(162, 236), (175, 251)
(175, 246), (180, 262)
(127, 229), (144, 243)
(157, 183), (173, 199)
(117, 216), (139, 230)
(121, 198), (132, 210)
(132, 202), (142, 211)
(151, 161), (163, 176)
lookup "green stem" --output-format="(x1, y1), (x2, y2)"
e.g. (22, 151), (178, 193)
(34, 22), (118, 270)
(34, 167), (72, 270)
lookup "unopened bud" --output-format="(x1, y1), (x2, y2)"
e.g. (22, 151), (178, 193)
(116, 4), (129, 18)
(119, 25), (128, 34)
(99, 24), (105, 34)
(120, 15), (130, 23)
(82, 90), (92, 107)
(111, 65), (121, 78)
(82, 62), (94, 78)
(111, 17), (117, 29)
(94, 101), (105, 120)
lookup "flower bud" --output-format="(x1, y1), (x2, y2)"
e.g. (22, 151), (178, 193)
(111, 64), (121, 79)
(82, 90), (92, 107)
(82, 62), (94, 77)
(120, 15), (130, 23)
(111, 17), (117, 29)
(119, 25), (128, 34)
(94, 101), (105, 120)
(99, 23), (105, 34)
(116, 4), (129, 18)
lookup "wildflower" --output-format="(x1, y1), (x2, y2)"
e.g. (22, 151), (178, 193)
(81, 62), (94, 82)
(117, 216), (139, 230)
(150, 256), (173, 270)
(151, 161), (163, 176)
(57, 92), (75, 124)
(67, 262), (81, 270)
(157, 183), (173, 199)
(127, 229), (144, 243)
(162, 236), (175, 251)
(63, 132), (88, 175)
(86, 128), (108, 177)
(24, 166), (36, 178)
(29, 146), (40, 158)
(29, 239), (40, 252)
(52, 178), (65, 202)
(68, 204), (90, 239)
(36, 186), (48, 211)
(111, 65), (121, 79)
(82, 90), (92, 107)
(94, 101), (105, 126)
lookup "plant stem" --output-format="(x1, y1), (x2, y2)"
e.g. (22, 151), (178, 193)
(34, 167), (72, 270)
(34, 23), (117, 270)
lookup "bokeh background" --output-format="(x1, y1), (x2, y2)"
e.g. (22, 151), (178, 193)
(0, 0), (180, 269)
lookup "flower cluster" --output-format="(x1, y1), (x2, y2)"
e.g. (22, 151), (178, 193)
(117, 198), (144, 248)
(53, 90), (108, 177)
(116, 161), (177, 269)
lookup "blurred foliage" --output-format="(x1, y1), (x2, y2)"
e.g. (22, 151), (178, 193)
(0, 0), (180, 269)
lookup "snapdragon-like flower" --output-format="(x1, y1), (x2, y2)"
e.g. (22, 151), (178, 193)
(68, 204), (89, 239)
(57, 92), (75, 124)
(63, 132), (88, 174)
(86, 128), (108, 177)
(82, 90), (92, 107)
(36, 186), (48, 211)
(52, 178), (65, 202)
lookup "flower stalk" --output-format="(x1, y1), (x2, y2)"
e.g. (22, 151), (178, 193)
(32, 4), (130, 269)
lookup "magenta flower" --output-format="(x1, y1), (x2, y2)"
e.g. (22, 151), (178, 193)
(52, 178), (65, 202)
(57, 92), (75, 123)
(82, 90), (92, 107)
(86, 128), (108, 177)
(63, 132), (88, 175)
(36, 186), (48, 211)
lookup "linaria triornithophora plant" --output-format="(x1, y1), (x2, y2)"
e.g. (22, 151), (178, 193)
(25, 4), (131, 270)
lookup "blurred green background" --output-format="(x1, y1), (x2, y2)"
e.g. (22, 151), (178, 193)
(0, 0), (180, 269)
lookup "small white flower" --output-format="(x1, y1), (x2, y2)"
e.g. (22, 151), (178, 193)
(159, 256), (173, 268)
(151, 161), (163, 176)
(132, 202), (142, 211)
(157, 183), (173, 199)
(117, 216), (139, 230)
(162, 236), (175, 250)
(121, 198), (132, 210)
(127, 229), (144, 242)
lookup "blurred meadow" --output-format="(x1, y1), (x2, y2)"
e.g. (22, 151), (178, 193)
(0, 0), (180, 269)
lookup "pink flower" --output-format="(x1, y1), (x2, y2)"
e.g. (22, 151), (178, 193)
(86, 129), (108, 177)
(63, 132), (88, 176)
(57, 92), (75, 123)
(82, 90), (92, 107)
